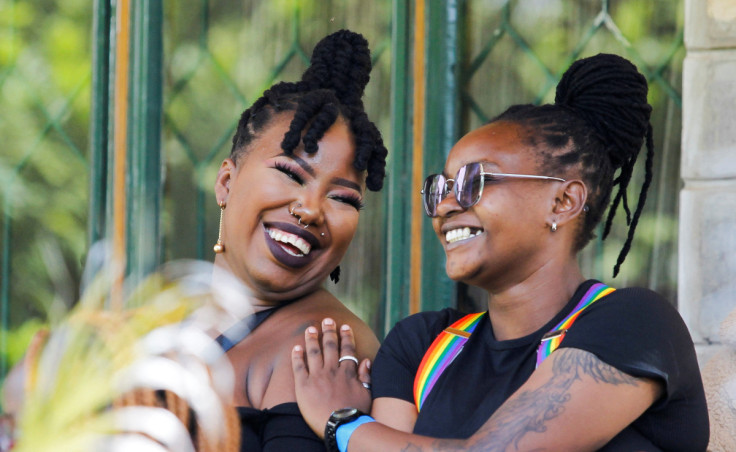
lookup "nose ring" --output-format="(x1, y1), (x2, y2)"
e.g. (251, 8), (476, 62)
(290, 202), (302, 216)
(290, 203), (309, 228)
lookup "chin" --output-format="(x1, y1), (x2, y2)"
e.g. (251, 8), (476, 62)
(258, 267), (323, 297)
(445, 261), (478, 283)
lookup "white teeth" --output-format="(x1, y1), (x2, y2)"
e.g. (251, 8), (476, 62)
(445, 227), (481, 244)
(267, 228), (312, 255)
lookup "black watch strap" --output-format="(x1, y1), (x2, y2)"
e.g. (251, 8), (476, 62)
(324, 408), (365, 452)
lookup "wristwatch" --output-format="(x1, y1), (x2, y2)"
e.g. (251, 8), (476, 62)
(324, 407), (365, 452)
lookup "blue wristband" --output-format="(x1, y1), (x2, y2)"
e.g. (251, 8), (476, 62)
(335, 415), (376, 452)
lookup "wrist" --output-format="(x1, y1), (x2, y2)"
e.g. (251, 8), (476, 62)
(323, 408), (375, 452)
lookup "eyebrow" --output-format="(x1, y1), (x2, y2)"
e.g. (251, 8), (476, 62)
(278, 153), (363, 194)
(332, 178), (362, 193)
(281, 153), (316, 177)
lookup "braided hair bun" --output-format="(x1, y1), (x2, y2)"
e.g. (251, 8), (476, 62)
(231, 29), (387, 191)
(555, 54), (651, 170)
(301, 29), (372, 109)
(556, 54), (654, 276)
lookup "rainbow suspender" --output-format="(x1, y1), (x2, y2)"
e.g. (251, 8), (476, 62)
(535, 282), (615, 368)
(413, 312), (485, 412)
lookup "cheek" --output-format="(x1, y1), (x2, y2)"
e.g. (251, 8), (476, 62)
(234, 173), (295, 212)
(328, 208), (360, 249)
(432, 218), (443, 239)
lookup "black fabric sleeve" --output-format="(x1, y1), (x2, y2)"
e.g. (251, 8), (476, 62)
(371, 309), (461, 403)
(558, 287), (700, 404)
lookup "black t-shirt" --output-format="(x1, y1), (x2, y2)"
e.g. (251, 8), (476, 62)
(372, 280), (709, 451)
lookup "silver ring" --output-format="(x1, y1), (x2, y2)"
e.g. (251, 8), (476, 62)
(298, 218), (309, 229)
(362, 382), (371, 390)
(338, 355), (359, 366)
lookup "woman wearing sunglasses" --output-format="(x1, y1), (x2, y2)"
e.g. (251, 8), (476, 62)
(291, 53), (708, 451)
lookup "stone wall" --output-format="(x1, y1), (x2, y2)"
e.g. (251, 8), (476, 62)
(680, 0), (736, 364)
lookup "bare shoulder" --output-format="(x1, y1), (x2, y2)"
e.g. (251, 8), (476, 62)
(272, 289), (380, 360)
(235, 290), (379, 408)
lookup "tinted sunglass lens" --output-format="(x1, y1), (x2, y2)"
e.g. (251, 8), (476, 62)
(456, 163), (483, 208)
(423, 175), (446, 217)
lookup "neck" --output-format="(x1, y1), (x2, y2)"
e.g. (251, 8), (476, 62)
(211, 255), (323, 312)
(484, 257), (585, 341)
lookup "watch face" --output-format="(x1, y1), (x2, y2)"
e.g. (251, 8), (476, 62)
(333, 408), (359, 420)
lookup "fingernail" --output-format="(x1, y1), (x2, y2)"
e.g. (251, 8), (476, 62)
(323, 318), (334, 326)
(307, 326), (318, 334)
(366, 360), (371, 369)
(341, 324), (351, 331)
(294, 345), (303, 352)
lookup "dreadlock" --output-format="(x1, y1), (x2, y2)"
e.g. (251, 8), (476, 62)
(493, 53), (654, 277)
(230, 29), (388, 191)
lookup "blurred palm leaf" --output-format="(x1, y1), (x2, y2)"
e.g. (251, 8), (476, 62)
(12, 260), (246, 452)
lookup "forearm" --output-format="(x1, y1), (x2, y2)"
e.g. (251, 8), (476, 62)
(347, 347), (658, 452)
(346, 422), (466, 452)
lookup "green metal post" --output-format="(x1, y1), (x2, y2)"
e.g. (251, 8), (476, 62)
(384, 0), (413, 335)
(126, 0), (163, 286)
(1, 194), (11, 382)
(420, 0), (462, 311)
(88, 0), (111, 249)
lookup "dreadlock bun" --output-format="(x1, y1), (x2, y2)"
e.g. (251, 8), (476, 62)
(492, 53), (655, 277)
(301, 29), (372, 109)
(555, 53), (651, 169)
(230, 29), (387, 191)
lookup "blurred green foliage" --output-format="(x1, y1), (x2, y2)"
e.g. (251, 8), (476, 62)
(0, 0), (92, 337)
(0, 318), (44, 371)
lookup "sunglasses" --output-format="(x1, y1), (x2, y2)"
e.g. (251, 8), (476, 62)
(421, 162), (566, 217)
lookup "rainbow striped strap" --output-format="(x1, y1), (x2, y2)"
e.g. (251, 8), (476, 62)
(535, 283), (615, 368)
(413, 312), (485, 412)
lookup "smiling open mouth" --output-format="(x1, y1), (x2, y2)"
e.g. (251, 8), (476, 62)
(445, 227), (483, 244)
(267, 227), (312, 256)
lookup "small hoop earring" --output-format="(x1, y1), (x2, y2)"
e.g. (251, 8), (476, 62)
(551, 222), (558, 232)
(213, 201), (226, 253)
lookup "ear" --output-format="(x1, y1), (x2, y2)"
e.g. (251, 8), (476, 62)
(549, 179), (587, 227)
(214, 158), (236, 204)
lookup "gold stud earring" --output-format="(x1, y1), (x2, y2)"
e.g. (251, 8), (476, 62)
(213, 201), (226, 253)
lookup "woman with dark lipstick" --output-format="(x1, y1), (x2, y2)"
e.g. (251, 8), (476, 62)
(291, 53), (708, 451)
(209, 29), (387, 451)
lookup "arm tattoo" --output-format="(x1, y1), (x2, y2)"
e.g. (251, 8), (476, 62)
(405, 348), (640, 452)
